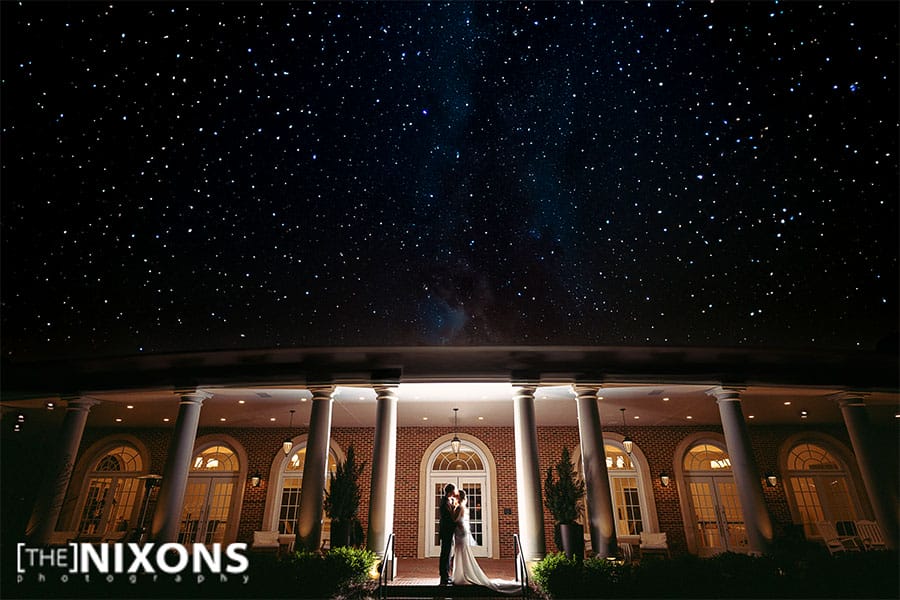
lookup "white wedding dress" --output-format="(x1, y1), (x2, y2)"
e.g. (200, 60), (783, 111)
(452, 509), (522, 595)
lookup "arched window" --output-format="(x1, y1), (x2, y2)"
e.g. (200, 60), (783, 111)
(785, 441), (859, 537)
(77, 445), (144, 538)
(274, 444), (338, 536)
(179, 443), (240, 545)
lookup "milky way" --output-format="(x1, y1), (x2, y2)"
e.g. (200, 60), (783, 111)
(1, 2), (897, 360)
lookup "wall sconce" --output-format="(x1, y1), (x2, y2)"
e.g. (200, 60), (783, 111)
(660, 472), (671, 487)
(765, 473), (778, 487)
(250, 472), (262, 487)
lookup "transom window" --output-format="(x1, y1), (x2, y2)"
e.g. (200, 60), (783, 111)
(787, 443), (840, 471)
(192, 445), (239, 471)
(432, 448), (484, 471)
(684, 444), (732, 471)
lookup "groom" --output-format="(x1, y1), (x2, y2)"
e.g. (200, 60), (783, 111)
(438, 483), (457, 585)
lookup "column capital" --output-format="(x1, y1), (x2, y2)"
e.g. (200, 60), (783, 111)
(706, 386), (745, 402)
(372, 384), (398, 396)
(513, 385), (536, 397)
(64, 396), (102, 411)
(572, 384), (602, 398)
(308, 386), (334, 400)
(177, 390), (213, 404)
(829, 391), (870, 407)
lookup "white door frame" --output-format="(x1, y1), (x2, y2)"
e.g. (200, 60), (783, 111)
(419, 434), (500, 559)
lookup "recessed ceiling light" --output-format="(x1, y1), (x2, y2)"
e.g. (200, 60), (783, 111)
(358, 396), (365, 400)
(238, 400), (245, 404)
(686, 415), (693, 420)
(895, 413), (900, 419)
(633, 415), (640, 419)
(163, 418), (170, 422)
(219, 417), (226, 422)
(270, 417), (276, 421)
(748, 415), (755, 419)
(422, 417), (428, 421)
(478, 416), (484, 420)
(662, 397), (670, 402)
(115, 418), (123, 422)
(784, 401), (792, 406)
(597, 396), (604, 400)
(300, 397), (307, 402)
(126, 405), (134, 409)
(46, 401), (55, 410)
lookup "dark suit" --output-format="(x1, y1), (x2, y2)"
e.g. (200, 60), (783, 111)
(438, 494), (456, 583)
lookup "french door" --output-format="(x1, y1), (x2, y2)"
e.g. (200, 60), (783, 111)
(686, 476), (749, 556)
(428, 476), (489, 557)
(178, 476), (235, 545)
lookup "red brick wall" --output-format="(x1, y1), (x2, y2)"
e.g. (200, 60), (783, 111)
(60, 421), (890, 559)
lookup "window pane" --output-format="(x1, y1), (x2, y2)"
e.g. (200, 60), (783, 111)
(612, 477), (643, 535)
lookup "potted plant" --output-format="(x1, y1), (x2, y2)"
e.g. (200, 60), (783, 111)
(544, 446), (586, 559)
(324, 445), (366, 548)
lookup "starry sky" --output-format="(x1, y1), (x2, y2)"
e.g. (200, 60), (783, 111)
(1, 1), (897, 361)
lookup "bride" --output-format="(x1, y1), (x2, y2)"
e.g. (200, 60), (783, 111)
(451, 489), (522, 595)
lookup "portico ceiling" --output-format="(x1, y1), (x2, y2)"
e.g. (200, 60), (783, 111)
(2, 346), (897, 431)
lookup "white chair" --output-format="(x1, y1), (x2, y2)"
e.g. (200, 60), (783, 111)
(278, 533), (296, 553)
(251, 530), (281, 553)
(855, 520), (886, 551)
(815, 521), (862, 554)
(639, 531), (670, 559)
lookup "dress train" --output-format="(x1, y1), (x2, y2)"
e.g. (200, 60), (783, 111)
(451, 515), (522, 595)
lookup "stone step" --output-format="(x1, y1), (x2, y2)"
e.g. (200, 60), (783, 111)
(380, 583), (522, 599)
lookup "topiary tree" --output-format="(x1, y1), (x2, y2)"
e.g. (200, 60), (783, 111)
(544, 446), (585, 554)
(324, 445), (366, 547)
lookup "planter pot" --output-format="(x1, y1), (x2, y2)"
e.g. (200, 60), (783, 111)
(560, 523), (584, 560)
(331, 520), (352, 548)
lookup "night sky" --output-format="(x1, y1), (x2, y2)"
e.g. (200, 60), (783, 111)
(1, 2), (897, 361)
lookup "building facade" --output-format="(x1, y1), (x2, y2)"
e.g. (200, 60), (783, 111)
(2, 347), (897, 561)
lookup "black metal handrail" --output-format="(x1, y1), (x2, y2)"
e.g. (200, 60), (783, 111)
(513, 533), (529, 597)
(378, 532), (395, 600)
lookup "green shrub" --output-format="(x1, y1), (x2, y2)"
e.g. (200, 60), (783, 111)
(532, 550), (899, 599)
(533, 552), (583, 599)
(248, 547), (377, 598)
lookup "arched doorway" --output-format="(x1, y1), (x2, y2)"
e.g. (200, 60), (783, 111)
(263, 439), (341, 545)
(424, 440), (492, 558)
(74, 443), (146, 540)
(682, 441), (749, 555)
(178, 443), (240, 545)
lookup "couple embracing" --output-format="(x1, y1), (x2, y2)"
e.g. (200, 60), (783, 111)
(438, 484), (521, 595)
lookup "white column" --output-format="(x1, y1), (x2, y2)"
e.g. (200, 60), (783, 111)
(367, 385), (398, 556)
(513, 385), (546, 561)
(709, 387), (773, 554)
(574, 386), (618, 557)
(26, 397), (100, 544)
(296, 386), (334, 551)
(837, 394), (898, 549)
(150, 391), (208, 543)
